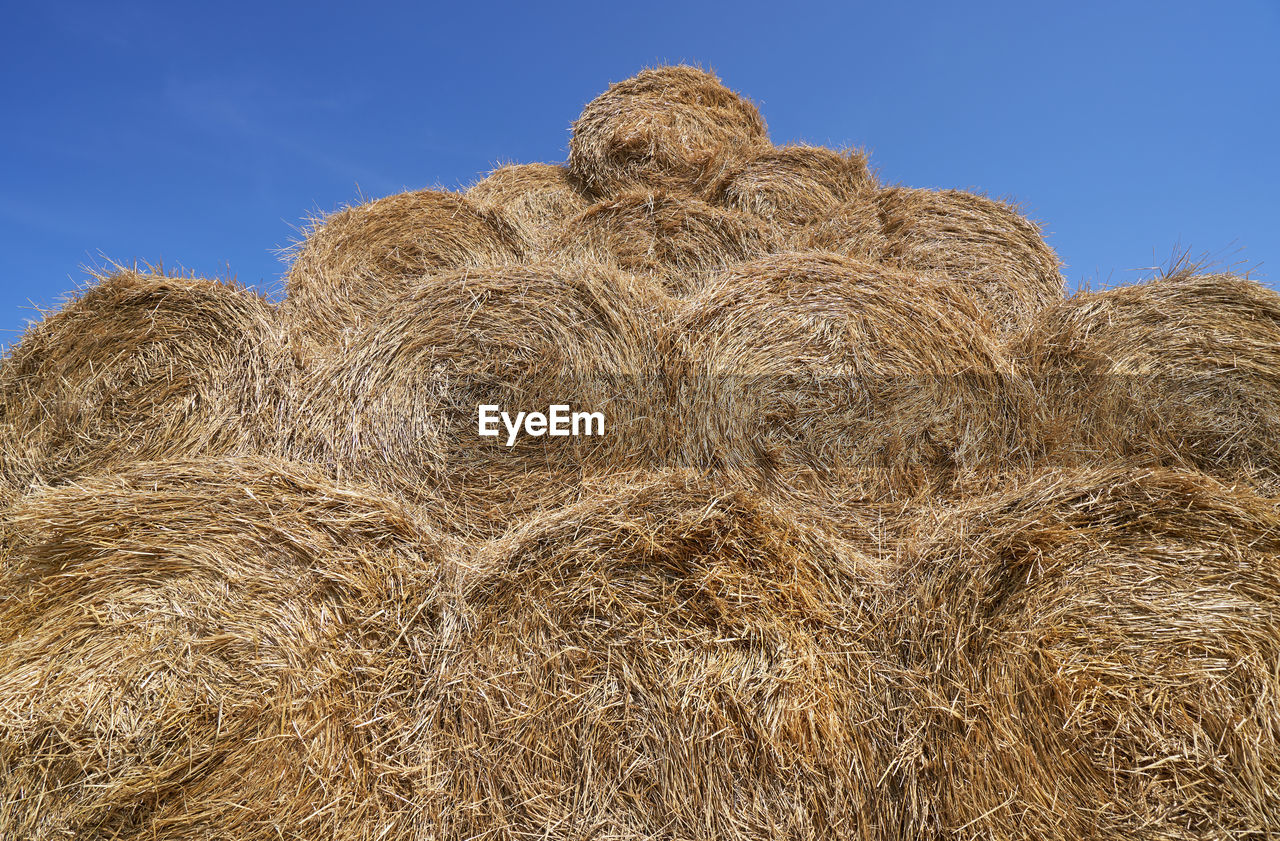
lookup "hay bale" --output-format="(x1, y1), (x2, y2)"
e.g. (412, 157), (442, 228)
(877, 187), (1064, 332)
(294, 260), (671, 537)
(428, 469), (902, 840)
(552, 190), (783, 296)
(568, 65), (769, 197)
(465, 162), (590, 251)
(669, 252), (1030, 502)
(0, 268), (289, 489)
(0, 457), (457, 840)
(283, 189), (525, 349)
(895, 466), (1280, 839)
(710, 145), (877, 236)
(804, 197), (889, 262)
(1015, 272), (1280, 494)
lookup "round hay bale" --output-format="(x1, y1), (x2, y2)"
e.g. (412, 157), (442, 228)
(428, 470), (901, 839)
(465, 162), (590, 251)
(283, 189), (525, 349)
(804, 197), (889, 262)
(0, 457), (457, 840)
(1016, 272), (1280, 494)
(568, 65), (770, 197)
(294, 260), (671, 537)
(0, 268), (289, 489)
(552, 190), (783, 296)
(877, 186), (1064, 333)
(669, 252), (1029, 502)
(710, 145), (877, 235)
(896, 466), (1280, 839)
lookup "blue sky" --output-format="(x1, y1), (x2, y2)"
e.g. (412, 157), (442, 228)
(2, 0), (1277, 346)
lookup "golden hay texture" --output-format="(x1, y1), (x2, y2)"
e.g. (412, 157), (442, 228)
(569, 65), (769, 197)
(894, 466), (1280, 840)
(669, 252), (1030, 502)
(0, 458), (457, 840)
(877, 186), (1064, 332)
(552, 189), (782, 296)
(465, 162), (591, 251)
(293, 260), (671, 537)
(710, 145), (877, 235)
(283, 188), (525, 348)
(0, 268), (289, 491)
(1015, 272), (1280, 494)
(804, 198), (889, 262)
(4, 64), (1276, 838)
(428, 470), (902, 840)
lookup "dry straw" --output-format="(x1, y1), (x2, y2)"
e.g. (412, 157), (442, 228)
(805, 198), (889, 262)
(878, 187), (1064, 332)
(1015, 271), (1280, 494)
(568, 65), (769, 197)
(710, 145), (878, 243)
(283, 189), (525, 350)
(552, 189), (782, 296)
(2, 63), (1271, 838)
(668, 251), (1031, 503)
(293, 260), (672, 538)
(466, 162), (591, 252)
(427, 469), (902, 840)
(894, 466), (1280, 839)
(0, 268), (289, 491)
(0, 457), (458, 840)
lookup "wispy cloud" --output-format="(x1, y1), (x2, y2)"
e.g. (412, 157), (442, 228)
(162, 75), (401, 197)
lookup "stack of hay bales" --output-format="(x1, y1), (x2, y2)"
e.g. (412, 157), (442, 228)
(2, 64), (1277, 840)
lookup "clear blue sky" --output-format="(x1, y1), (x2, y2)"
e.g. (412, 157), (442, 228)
(2, 1), (1277, 347)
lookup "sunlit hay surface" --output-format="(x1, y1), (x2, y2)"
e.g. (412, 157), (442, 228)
(877, 186), (1064, 333)
(3, 63), (1274, 839)
(551, 189), (783, 296)
(710, 145), (877, 238)
(283, 189), (525, 350)
(427, 470), (903, 841)
(0, 457), (458, 841)
(293, 260), (672, 538)
(568, 65), (769, 198)
(805, 197), (889, 262)
(0, 268), (289, 492)
(1015, 271), (1280, 495)
(465, 162), (591, 253)
(669, 252), (1031, 503)
(894, 466), (1280, 840)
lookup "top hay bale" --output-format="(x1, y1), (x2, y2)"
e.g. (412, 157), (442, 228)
(465, 162), (591, 253)
(0, 457), (456, 840)
(569, 66), (770, 198)
(668, 251), (1030, 503)
(1016, 271), (1280, 493)
(427, 469), (903, 840)
(283, 188), (525, 350)
(878, 187), (1064, 332)
(894, 466), (1280, 839)
(0, 268), (288, 491)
